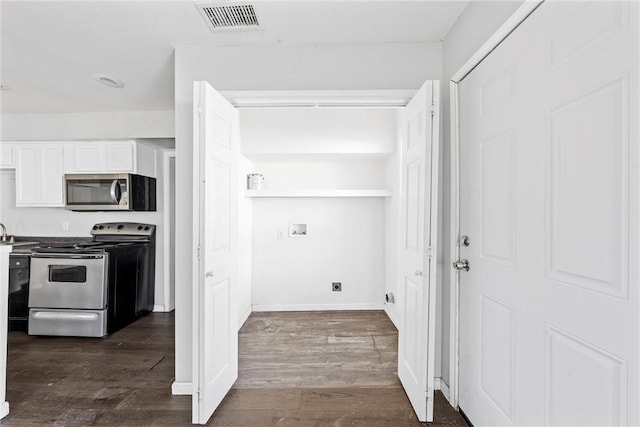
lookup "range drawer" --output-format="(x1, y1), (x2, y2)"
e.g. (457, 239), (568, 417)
(28, 308), (107, 337)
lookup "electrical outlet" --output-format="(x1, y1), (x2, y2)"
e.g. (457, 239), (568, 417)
(332, 282), (342, 292)
(62, 221), (69, 231)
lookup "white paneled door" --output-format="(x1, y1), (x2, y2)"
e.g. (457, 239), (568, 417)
(398, 80), (440, 422)
(458, 1), (638, 425)
(192, 81), (239, 424)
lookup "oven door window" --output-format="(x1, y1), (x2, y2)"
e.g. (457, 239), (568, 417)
(48, 265), (87, 283)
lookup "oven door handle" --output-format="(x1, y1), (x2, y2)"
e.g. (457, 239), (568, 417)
(110, 180), (122, 204)
(31, 254), (105, 260)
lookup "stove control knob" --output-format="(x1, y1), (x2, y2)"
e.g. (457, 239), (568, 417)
(99, 225), (104, 230)
(92, 225), (98, 230)
(117, 224), (124, 230)
(137, 225), (143, 230)
(144, 226), (150, 231)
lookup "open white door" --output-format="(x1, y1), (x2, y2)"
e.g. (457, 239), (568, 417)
(398, 80), (440, 422)
(192, 81), (239, 425)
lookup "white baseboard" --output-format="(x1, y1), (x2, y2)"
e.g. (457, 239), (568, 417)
(252, 303), (384, 312)
(171, 381), (192, 396)
(238, 305), (252, 330)
(0, 401), (8, 419)
(436, 378), (451, 403)
(383, 304), (399, 330)
(153, 304), (166, 312)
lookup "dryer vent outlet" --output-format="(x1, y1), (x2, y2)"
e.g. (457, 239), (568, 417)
(332, 282), (342, 292)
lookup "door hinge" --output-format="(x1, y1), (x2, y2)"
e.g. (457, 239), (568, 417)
(197, 245), (201, 260)
(197, 104), (203, 116)
(430, 103), (435, 117)
(427, 246), (434, 260)
(426, 387), (433, 401)
(197, 389), (201, 401)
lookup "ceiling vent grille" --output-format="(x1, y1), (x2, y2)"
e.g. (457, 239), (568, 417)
(197, 3), (260, 32)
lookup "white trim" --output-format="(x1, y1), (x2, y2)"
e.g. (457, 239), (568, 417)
(220, 89), (415, 108)
(252, 303), (384, 312)
(153, 304), (167, 312)
(0, 401), (8, 419)
(384, 304), (400, 331)
(162, 149), (176, 313)
(171, 381), (193, 396)
(450, 1), (545, 83)
(448, 80), (461, 409)
(238, 305), (252, 330)
(448, 0), (545, 411)
(438, 378), (451, 403)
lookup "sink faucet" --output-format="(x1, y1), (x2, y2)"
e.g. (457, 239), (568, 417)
(0, 223), (7, 242)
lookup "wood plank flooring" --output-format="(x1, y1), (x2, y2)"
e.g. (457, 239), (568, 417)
(3, 311), (467, 426)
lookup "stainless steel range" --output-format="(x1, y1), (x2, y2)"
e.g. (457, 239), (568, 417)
(28, 222), (156, 337)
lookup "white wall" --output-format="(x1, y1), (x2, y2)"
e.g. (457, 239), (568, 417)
(175, 42), (442, 387)
(0, 111), (174, 141)
(251, 197), (385, 310)
(0, 148), (171, 310)
(241, 107), (396, 156)
(440, 0), (524, 389)
(237, 155), (253, 324)
(384, 149), (400, 328)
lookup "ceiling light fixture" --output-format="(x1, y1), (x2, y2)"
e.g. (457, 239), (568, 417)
(93, 73), (124, 88)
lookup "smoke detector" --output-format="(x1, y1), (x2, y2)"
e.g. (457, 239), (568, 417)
(195, 2), (260, 32)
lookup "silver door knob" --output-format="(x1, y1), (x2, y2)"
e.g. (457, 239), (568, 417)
(453, 259), (470, 271)
(205, 271), (214, 278)
(414, 270), (422, 276)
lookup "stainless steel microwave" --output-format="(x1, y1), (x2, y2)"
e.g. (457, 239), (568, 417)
(64, 173), (156, 211)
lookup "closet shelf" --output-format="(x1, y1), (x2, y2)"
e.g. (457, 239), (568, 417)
(245, 189), (392, 198)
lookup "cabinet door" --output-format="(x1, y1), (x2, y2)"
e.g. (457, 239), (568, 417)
(15, 146), (41, 205)
(73, 144), (104, 172)
(40, 146), (64, 205)
(15, 145), (64, 207)
(0, 144), (14, 169)
(105, 143), (135, 172)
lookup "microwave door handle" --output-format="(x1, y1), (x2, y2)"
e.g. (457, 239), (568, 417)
(110, 180), (121, 204)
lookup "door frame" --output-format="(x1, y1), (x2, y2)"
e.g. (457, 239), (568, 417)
(447, 0), (544, 409)
(162, 149), (176, 312)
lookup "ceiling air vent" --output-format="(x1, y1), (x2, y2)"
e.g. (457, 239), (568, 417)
(196, 3), (260, 32)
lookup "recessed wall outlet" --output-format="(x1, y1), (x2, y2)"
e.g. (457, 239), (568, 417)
(332, 282), (342, 292)
(62, 221), (69, 231)
(289, 223), (307, 238)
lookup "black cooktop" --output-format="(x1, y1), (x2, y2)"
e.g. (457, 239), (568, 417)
(30, 222), (155, 255)
(32, 241), (140, 254)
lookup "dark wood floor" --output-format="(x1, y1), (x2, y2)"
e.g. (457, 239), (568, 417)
(3, 311), (467, 426)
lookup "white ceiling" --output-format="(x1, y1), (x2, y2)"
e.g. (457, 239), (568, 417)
(0, 1), (468, 114)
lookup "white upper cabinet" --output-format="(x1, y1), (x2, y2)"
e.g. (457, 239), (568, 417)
(0, 144), (15, 169)
(65, 141), (156, 177)
(15, 144), (64, 207)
